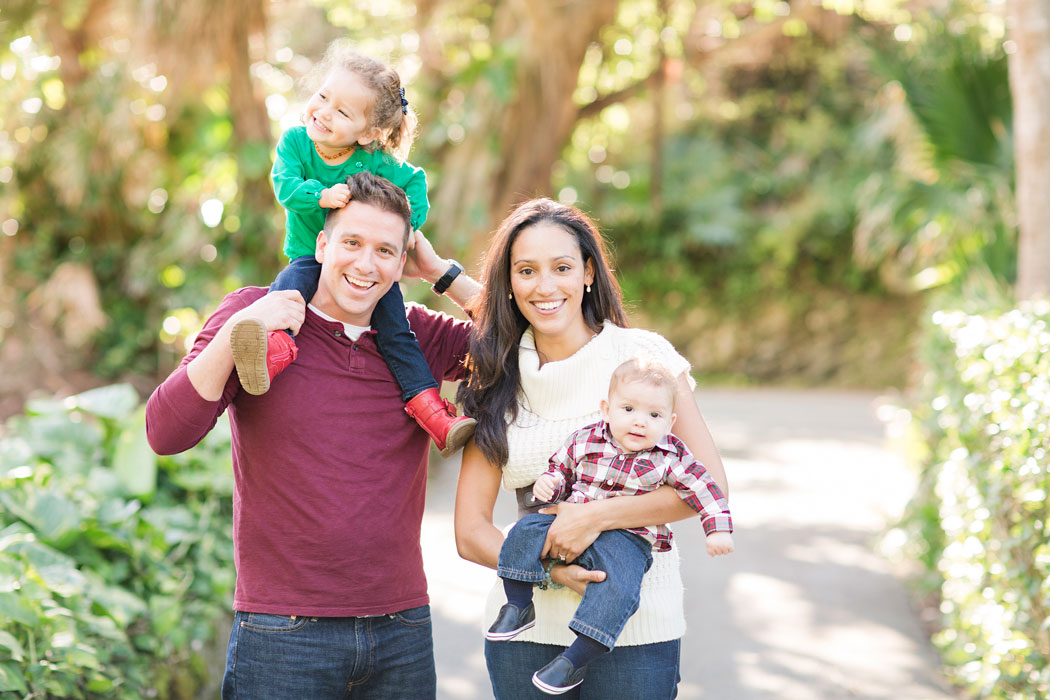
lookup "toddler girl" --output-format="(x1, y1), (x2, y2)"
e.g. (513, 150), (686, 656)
(231, 41), (474, 457)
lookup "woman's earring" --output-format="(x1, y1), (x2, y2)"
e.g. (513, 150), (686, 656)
(508, 292), (513, 300)
(586, 285), (591, 293)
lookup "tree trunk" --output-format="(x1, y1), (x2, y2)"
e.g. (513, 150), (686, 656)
(429, 0), (620, 265)
(651, 0), (669, 221)
(1010, 0), (1050, 300)
(221, 0), (280, 258)
(146, 0), (276, 261)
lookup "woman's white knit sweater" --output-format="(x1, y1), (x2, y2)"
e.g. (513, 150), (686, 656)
(483, 321), (697, 647)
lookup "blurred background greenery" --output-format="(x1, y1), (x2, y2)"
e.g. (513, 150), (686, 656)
(0, 0), (1019, 412)
(2, 0), (1048, 698)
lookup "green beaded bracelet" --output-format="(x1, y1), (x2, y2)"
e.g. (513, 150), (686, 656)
(540, 558), (565, 590)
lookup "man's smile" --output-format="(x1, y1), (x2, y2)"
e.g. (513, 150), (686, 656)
(344, 274), (376, 290)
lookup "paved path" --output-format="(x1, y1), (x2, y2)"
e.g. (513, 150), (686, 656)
(421, 388), (958, 700)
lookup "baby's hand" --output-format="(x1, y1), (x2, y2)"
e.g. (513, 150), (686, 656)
(532, 474), (558, 503)
(706, 531), (734, 557)
(319, 184), (351, 209)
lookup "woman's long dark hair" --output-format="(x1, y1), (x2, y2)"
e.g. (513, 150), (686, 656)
(457, 198), (628, 467)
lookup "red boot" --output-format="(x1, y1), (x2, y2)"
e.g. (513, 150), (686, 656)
(230, 318), (298, 395)
(405, 387), (477, 458)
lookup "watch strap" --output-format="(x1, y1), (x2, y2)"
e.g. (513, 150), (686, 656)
(432, 260), (463, 295)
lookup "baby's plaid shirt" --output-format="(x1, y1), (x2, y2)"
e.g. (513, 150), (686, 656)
(543, 420), (733, 551)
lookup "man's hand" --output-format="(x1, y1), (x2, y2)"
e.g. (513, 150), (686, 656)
(532, 474), (558, 503)
(319, 184), (351, 209)
(187, 290), (306, 402)
(706, 531), (734, 557)
(402, 229), (482, 311)
(401, 229), (447, 283)
(230, 290), (306, 336)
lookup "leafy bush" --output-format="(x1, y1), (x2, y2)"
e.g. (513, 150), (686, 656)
(906, 303), (1050, 698)
(585, 28), (896, 314)
(862, 19), (1016, 296)
(0, 384), (234, 699)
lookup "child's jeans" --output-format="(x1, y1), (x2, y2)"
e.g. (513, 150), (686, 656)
(497, 512), (654, 650)
(270, 255), (439, 402)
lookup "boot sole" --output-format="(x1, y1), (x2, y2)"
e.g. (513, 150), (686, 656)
(440, 417), (477, 458)
(230, 318), (270, 395)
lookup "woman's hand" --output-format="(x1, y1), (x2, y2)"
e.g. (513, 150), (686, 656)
(549, 561), (606, 597)
(538, 501), (602, 563)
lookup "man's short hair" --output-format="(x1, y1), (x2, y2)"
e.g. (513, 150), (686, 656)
(324, 171), (413, 250)
(609, 356), (678, 408)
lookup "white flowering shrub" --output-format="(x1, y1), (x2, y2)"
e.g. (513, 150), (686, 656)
(912, 304), (1050, 698)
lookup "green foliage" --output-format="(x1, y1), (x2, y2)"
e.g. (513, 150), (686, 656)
(0, 0), (1022, 393)
(906, 303), (1050, 698)
(0, 385), (234, 699)
(1, 9), (282, 382)
(877, 30), (1011, 170)
(579, 29), (894, 320)
(554, 2), (1016, 345)
(858, 12), (1016, 294)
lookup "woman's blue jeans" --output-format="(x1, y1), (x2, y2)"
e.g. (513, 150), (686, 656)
(271, 256), (439, 402)
(497, 513), (653, 649)
(221, 606), (436, 699)
(486, 637), (680, 699)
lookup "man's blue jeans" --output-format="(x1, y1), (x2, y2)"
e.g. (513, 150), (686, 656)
(271, 255), (439, 402)
(221, 606), (436, 699)
(486, 638), (680, 699)
(497, 512), (653, 649)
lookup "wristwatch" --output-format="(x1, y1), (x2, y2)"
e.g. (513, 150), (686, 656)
(432, 259), (463, 295)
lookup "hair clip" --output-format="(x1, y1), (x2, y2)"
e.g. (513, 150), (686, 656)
(399, 87), (408, 115)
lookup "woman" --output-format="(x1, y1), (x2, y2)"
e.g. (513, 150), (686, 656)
(455, 198), (729, 698)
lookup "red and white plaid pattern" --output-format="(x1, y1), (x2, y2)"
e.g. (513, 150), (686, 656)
(544, 421), (733, 551)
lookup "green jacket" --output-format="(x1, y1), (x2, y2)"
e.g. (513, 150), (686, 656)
(271, 125), (429, 260)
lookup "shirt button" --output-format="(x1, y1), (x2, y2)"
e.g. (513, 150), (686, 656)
(334, 330), (342, 337)
(355, 162), (363, 168)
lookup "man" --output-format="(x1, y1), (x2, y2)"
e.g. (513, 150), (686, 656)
(146, 172), (480, 699)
